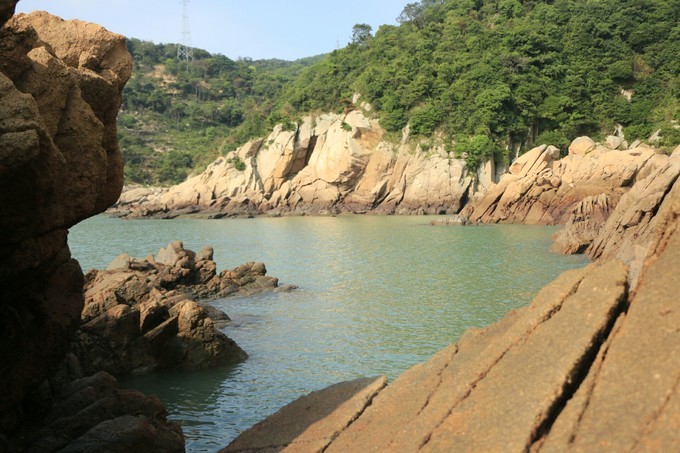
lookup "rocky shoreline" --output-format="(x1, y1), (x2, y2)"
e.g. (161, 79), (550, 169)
(223, 144), (680, 452)
(1, 6), (678, 453)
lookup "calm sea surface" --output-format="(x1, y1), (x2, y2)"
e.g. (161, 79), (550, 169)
(69, 215), (588, 452)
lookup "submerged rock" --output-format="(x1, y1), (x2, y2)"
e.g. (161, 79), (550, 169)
(73, 241), (282, 376)
(430, 214), (471, 226)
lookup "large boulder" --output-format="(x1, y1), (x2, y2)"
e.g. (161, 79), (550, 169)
(0, 11), (131, 436)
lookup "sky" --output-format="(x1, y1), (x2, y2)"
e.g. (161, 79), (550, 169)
(15, 1), (407, 61)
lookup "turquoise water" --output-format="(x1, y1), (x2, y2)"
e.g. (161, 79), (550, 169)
(69, 215), (588, 451)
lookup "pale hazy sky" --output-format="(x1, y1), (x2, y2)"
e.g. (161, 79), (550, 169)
(16, 0), (406, 60)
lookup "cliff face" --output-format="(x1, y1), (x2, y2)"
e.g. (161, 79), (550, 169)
(0, 11), (131, 434)
(223, 145), (680, 452)
(113, 111), (479, 218)
(466, 138), (659, 225)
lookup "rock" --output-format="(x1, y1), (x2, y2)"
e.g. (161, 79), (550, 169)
(430, 214), (471, 226)
(605, 135), (625, 150)
(22, 365), (183, 452)
(107, 253), (131, 271)
(540, 223), (680, 451)
(467, 137), (658, 225)
(0, 1), (18, 28)
(509, 144), (547, 175)
(587, 152), (680, 287)
(111, 111), (473, 217)
(0, 11), (131, 437)
(222, 377), (388, 453)
(551, 193), (620, 254)
(568, 136), (596, 156)
(648, 128), (662, 143)
(72, 241), (284, 375)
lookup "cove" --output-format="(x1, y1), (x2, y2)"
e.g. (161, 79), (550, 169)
(69, 215), (589, 451)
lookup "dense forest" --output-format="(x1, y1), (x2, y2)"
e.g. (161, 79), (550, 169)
(120, 0), (679, 184)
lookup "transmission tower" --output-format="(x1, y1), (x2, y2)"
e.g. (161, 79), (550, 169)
(177, 0), (193, 66)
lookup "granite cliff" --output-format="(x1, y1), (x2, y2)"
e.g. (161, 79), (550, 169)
(112, 110), (489, 218)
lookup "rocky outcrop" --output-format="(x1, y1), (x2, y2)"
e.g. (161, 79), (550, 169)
(551, 145), (679, 263)
(111, 111), (475, 218)
(73, 241), (281, 376)
(15, 365), (183, 452)
(0, 11), (132, 438)
(550, 192), (620, 254)
(224, 166), (680, 451)
(586, 146), (680, 283)
(466, 139), (658, 225)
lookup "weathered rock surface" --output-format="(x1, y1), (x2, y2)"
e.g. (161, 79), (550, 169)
(553, 146), (680, 266)
(73, 241), (281, 375)
(586, 146), (680, 281)
(111, 111), (476, 218)
(550, 192), (620, 254)
(466, 140), (658, 225)
(222, 376), (387, 453)
(224, 145), (680, 451)
(13, 363), (184, 452)
(0, 10), (132, 438)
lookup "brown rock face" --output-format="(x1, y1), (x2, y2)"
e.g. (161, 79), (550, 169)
(0, 11), (131, 435)
(550, 192), (620, 254)
(0, 0), (17, 28)
(467, 141), (657, 225)
(73, 241), (281, 375)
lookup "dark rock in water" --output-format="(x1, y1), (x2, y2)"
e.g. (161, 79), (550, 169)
(73, 241), (282, 376)
(15, 359), (184, 452)
(274, 284), (299, 293)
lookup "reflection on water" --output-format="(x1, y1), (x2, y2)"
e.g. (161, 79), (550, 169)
(71, 215), (589, 452)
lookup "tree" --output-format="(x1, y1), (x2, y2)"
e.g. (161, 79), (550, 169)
(352, 23), (373, 45)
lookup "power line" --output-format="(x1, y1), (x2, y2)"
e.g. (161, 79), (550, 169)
(177, 0), (193, 66)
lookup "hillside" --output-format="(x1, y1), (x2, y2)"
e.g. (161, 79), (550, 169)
(119, 0), (679, 185)
(118, 38), (323, 184)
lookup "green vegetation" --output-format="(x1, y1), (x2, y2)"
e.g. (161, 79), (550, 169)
(120, 0), (678, 182)
(119, 38), (321, 184)
(227, 155), (247, 171)
(273, 0), (678, 167)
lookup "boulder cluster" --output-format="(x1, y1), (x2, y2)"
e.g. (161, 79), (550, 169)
(73, 241), (280, 376)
